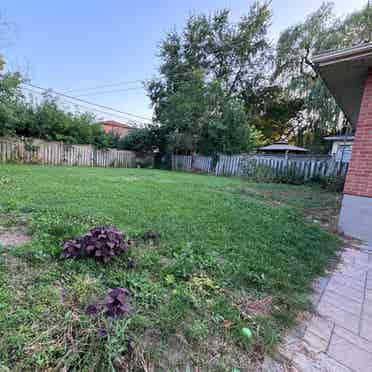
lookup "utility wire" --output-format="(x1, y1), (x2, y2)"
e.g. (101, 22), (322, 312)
(23, 87), (139, 123)
(55, 67), (259, 94)
(60, 79), (143, 93)
(22, 81), (153, 122)
(78, 86), (144, 97)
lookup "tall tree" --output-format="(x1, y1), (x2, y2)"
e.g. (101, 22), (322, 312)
(275, 2), (372, 151)
(0, 11), (24, 136)
(146, 2), (272, 155)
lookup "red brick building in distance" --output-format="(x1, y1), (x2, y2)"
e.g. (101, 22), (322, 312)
(314, 43), (372, 242)
(101, 120), (135, 138)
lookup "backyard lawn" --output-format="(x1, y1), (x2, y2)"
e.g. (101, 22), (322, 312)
(0, 165), (340, 371)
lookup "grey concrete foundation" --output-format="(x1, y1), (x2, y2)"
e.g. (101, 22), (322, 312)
(339, 194), (372, 243)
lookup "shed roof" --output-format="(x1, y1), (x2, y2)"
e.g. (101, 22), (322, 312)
(324, 135), (355, 141)
(259, 141), (309, 153)
(313, 43), (372, 126)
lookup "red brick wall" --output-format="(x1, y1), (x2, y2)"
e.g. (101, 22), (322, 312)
(344, 69), (372, 197)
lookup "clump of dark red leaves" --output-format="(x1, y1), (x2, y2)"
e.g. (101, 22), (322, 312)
(85, 304), (102, 317)
(126, 258), (136, 269)
(61, 226), (129, 263)
(105, 288), (130, 318)
(86, 287), (130, 320)
(62, 239), (88, 259)
(143, 230), (160, 242)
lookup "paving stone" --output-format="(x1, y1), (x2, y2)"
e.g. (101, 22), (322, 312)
(341, 251), (355, 262)
(327, 279), (365, 302)
(366, 279), (372, 291)
(311, 291), (322, 306)
(275, 243), (372, 372)
(303, 330), (328, 353)
(292, 351), (353, 372)
(332, 269), (367, 283)
(363, 299), (372, 318)
(354, 253), (371, 266)
(312, 276), (330, 294)
(327, 277), (364, 300)
(333, 325), (372, 353)
(317, 300), (360, 333)
(332, 277), (366, 292)
(305, 315), (334, 342)
(332, 265), (366, 278)
(365, 289), (372, 302)
(321, 289), (363, 315)
(328, 333), (372, 372)
(281, 325), (306, 348)
(358, 244), (372, 250)
(278, 338), (302, 361)
(360, 317), (372, 343)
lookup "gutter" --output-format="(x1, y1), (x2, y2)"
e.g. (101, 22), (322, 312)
(313, 42), (372, 66)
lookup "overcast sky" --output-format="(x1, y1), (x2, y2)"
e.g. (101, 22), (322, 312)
(0, 0), (367, 123)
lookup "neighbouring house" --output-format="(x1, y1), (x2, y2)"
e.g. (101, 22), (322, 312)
(101, 120), (136, 138)
(258, 141), (309, 155)
(313, 43), (372, 242)
(324, 135), (354, 162)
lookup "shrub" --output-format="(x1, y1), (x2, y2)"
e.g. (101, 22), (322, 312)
(61, 226), (130, 263)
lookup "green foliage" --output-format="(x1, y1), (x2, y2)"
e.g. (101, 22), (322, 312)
(0, 165), (340, 370)
(146, 3), (272, 156)
(243, 85), (304, 142)
(312, 175), (346, 193)
(243, 162), (306, 185)
(0, 70), (24, 136)
(275, 2), (372, 150)
(118, 125), (165, 154)
(0, 89), (117, 147)
(0, 61), (119, 148)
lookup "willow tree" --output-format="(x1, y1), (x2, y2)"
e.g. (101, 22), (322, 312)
(275, 2), (372, 151)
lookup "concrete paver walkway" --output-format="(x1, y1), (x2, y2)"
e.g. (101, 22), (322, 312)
(278, 243), (372, 372)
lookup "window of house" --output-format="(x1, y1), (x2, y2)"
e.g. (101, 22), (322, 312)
(336, 144), (352, 162)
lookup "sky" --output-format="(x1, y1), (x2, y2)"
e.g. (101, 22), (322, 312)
(0, 0), (367, 124)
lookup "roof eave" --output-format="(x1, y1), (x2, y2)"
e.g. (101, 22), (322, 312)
(313, 43), (372, 66)
(312, 43), (372, 126)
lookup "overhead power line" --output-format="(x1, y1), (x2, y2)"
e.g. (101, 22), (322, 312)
(78, 86), (144, 97)
(55, 67), (259, 94)
(22, 81), (153, 123)
(22, 87), (139, 123)
(60, 80), (143, 93)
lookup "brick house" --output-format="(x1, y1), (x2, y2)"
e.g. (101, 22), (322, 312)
(313, 43), (372, 242)
(101, 120), (135, 138)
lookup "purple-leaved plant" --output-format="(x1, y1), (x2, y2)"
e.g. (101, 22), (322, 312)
(61, 226), (129, 263)
(105, 288), (130, 318)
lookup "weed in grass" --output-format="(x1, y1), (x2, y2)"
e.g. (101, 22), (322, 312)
(184, 319), (209, 343)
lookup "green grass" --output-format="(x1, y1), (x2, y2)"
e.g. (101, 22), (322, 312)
(0, 165), (340, 371)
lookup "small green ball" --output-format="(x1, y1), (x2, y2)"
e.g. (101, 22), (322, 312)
(241, 327), (253, 339)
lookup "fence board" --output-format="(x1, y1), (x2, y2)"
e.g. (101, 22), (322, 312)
(0, 138), (138, 169)
(172, 154), (349, 183)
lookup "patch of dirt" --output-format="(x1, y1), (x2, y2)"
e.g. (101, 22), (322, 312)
(234, 186), (343, 234)
(235, 295), (273, 319)
(303, 207), (340, 233)
(0, 225), (31, 247)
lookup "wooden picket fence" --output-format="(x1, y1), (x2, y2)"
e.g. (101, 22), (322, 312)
(0, 138), (136, 168)
(172, 154), (349, 182)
